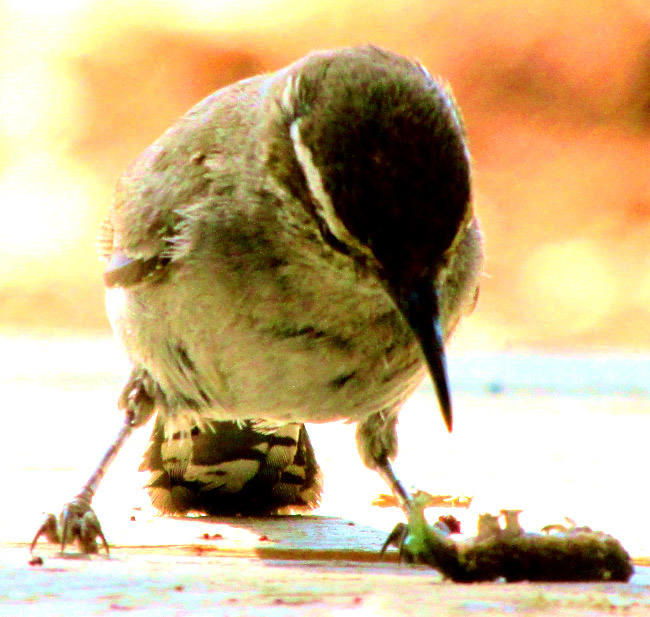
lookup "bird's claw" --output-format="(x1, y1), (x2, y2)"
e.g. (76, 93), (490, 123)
(31, 498), (109, 555)
(381, 492), (461, 569)
(381, 519), (456, 567)
(380, 522), (409, 559)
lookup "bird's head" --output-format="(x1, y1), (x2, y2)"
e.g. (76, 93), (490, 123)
(271, 45), (481, 432)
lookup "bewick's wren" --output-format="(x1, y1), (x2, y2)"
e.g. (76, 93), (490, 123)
(32, 44), (483, 564)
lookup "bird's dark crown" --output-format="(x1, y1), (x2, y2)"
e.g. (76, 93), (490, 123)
(281, 45), (472, 289)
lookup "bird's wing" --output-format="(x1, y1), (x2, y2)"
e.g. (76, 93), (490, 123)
(97, 215), (170, 288)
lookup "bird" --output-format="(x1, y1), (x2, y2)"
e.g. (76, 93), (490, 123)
(32, 44), (483, 564)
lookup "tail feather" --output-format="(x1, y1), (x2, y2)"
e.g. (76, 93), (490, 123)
(140, 415), (322, 516)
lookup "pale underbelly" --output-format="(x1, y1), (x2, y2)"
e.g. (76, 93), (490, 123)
(107, 272), (425, 428)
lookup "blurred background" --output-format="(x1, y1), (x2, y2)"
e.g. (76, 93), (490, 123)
(2, 0), (649, 350)
(3, 0), (650, 564)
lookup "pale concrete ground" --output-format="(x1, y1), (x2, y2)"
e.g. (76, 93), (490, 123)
(2, 336), (650, 615)
(5, 548), (650, 616)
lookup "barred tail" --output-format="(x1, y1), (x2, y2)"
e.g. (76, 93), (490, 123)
(140, 415), (322, 516)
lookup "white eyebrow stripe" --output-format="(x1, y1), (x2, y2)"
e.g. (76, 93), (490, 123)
(290, 118), (364, 253)
(281, 75), (298, 115)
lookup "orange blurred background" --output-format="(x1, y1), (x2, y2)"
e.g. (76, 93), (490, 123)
(1, 0), (649, 351)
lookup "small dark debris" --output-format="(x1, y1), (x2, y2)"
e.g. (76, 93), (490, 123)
(130, 516), (136, 522)
(258, 535), (271, 542)
(28, 555), (44, 566)
(173, 584), (184, 592)
(201, 532), (223, 540)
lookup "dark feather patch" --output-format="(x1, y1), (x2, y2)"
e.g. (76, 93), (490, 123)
(104, 252), (169, 288)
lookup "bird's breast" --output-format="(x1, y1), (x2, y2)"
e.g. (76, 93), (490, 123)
(107, 245), (426, 427)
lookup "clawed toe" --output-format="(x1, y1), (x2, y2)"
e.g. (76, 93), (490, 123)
(30, 409), (141, 557)
(380, 522), (410, 560)
(31, 499), (109, 555)
(379, 490), (463, 571)
(381, 520), (456, 568)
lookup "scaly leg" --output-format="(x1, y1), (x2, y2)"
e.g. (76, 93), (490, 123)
(376, 458), (457, 568)
(31, 368), (156, 555)
(357, 412), (460, 573)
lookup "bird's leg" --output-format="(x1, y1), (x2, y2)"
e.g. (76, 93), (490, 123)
(357, 413), (460, 573)
(31, 420), (134, 555)
(377, 458), (465, 578)
(377, 458), (458, 569)
(376, 458), (413, 559)
(375, 457), (410, 510)
(31, 369), (156, 555)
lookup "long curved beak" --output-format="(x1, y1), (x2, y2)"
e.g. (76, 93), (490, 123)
(388, 277), (453, 433)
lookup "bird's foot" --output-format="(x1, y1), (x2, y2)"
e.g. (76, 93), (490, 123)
(381, 520), (459, 568)
(31, 498), (109, 556)
(381, 493), (460, 571)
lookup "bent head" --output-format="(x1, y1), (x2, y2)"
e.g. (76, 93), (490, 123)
(280, 45), (482, 430)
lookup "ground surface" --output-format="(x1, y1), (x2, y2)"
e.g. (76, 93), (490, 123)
(3, 337), (650, 615)
(6, 547), (650, 616)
